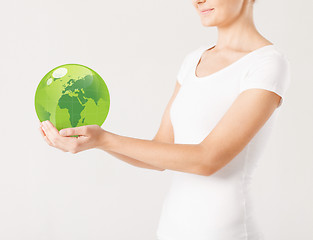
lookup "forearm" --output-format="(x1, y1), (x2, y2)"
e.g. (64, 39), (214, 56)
(105, 150), (165, 171)
(98, 131), (208, 176)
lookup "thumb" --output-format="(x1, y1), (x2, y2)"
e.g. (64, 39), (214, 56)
(59, 126), (87, 136)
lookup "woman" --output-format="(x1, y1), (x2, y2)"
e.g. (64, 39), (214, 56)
(39, 0), (291, 239)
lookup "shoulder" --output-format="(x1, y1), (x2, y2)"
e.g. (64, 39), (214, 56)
(240, 46), (292, 102)
(249, 46), (291, 72)
(177, 45), (208, 72)
(180, 45), (207, 63)
(176, 45), (209, 85)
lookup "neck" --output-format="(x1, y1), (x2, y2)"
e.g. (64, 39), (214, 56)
(214, 3), (265, 51)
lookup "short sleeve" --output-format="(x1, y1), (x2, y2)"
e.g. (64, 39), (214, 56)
(239, 54), (291, 108)
(177, 47), (204, 86)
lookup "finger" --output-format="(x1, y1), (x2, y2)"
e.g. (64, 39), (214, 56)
(39, 126), (53, 146)
(39, 125), (46, 137)
(42, 120), (59, 134)
(59, 126), (87, 137)
(39, 123), (51, 145)
(41, 121), (60, 145)
(40, 125), (52, 145)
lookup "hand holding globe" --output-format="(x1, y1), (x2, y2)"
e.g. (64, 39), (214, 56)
(35, 64), (111, 153)
(39, 120), (109, 153)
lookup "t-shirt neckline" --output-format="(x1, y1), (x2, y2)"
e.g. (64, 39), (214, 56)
(194, 43), (275, 80)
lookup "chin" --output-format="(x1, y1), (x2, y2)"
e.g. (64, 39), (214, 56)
(200, 20), (217, 27)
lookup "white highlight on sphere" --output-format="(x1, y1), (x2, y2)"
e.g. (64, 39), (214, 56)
(52, 67), (68, 78)
(46, 78), (53, 85)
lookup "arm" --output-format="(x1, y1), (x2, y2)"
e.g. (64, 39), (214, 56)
(40, 84), (280, 177)
(99, 132), (206, 175)
(104, 150), (164, 171)
(40, 82), (281, 176)
(98, 88), (282, 176)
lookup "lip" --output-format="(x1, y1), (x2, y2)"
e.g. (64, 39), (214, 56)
(200, 8), (214, 14)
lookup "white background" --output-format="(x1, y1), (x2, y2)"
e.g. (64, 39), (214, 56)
(0, 0), (312, 239)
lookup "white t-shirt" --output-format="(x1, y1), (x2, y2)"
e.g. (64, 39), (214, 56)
(156, 43), (291, 240)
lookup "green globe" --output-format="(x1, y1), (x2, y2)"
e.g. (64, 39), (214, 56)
(35, 64), (110, 136)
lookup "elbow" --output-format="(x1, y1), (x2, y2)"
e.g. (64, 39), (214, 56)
(196, 166), (215, 176)
(191, 161), (215, 177)
(195, 144), (219, 177)
(197, 153), (234, 177)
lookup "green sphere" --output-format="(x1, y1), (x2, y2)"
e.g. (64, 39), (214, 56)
(35, 64), (110, 134)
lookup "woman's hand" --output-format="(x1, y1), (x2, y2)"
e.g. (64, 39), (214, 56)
(39, 120), (107, 154)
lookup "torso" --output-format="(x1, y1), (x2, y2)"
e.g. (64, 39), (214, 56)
(156, 40), (290, 240)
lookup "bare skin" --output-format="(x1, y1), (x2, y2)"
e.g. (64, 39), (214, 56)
(39, 0), (282, 176)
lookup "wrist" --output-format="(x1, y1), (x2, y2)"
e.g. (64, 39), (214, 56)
(96, 129), (115, 151)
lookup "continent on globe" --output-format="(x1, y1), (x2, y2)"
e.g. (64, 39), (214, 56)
(35, 64), (110, 137)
